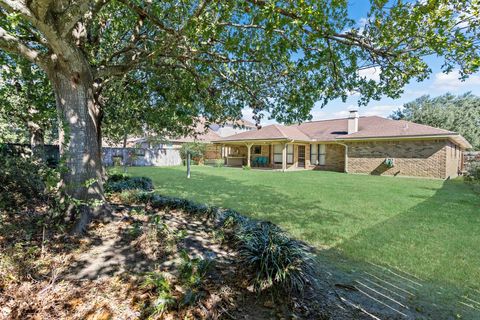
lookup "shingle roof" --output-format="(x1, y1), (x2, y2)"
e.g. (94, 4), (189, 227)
(164, 119), (220, 143)
(338, 116), (455, 139)
(214, 116), (472, 148)
(219, 124), (310, 142)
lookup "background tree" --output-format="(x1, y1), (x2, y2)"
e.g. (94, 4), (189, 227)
(0, 0), (479, 232)
(391, 93), (480, 150)
(0, 54), (56, 159)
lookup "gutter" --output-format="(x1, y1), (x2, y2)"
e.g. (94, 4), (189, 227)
(336, 134), (472, 150)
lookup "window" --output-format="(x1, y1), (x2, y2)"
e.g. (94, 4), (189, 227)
(253, 145), (262, 154)
(287, 144), (293, 164)
(310, 144), (326, 165)
(319, 144), (326, 165)
(273, 144), (283, 163)
(310, 144), (318, 165)
(273, 144), (293, 164)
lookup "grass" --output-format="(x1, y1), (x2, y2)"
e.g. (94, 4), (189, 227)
(123, 165), (480, 317)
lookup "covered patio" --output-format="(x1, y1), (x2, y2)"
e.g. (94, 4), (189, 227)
(215, 140), (309, 171)
(212, 123), (347, 172)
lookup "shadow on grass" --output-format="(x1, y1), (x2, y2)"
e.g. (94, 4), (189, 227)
(319, 179), (480, 319)
(126, 167), (480, 319)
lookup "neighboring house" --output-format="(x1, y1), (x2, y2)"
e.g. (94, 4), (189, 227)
(213, 110), (471, 179)
(103, 119), (256, 166)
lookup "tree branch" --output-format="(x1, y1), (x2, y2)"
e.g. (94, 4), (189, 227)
(59, 0), (111, 38)
(117, 0), (177, 35)
(0, 26), (47, 68)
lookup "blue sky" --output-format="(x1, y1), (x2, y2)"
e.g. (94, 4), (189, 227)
(243, 1), (480, 124)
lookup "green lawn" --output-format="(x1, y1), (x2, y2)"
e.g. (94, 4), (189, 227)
(125, 165), (480, 316)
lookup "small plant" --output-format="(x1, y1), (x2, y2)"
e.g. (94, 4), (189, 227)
(211, 230), (226, 244)
(128, 221), (143, 239)
(236, 222), (315, 294)
(214, 159), (224, 168)
(178, 250), (213, 306)
(141, 272), (176, 316)
(179, 250), (213, 288)
(117, 190), (144, 204)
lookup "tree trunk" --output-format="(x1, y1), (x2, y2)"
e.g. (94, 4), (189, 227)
(122, 133), (128, 173)
(48, 63), (108, 234)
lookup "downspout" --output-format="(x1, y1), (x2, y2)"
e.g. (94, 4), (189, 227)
(335, 142), (349, 173)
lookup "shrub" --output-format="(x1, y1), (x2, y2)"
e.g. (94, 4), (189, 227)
(180, 142), (206, 163)
(214, 159), (224, 167)
(149, 194), (221, 219)
(236, 222), (315, 294)
(105, 174), (154, 193)
(0, 152), (56, 209)
(465, 163), (480, 182)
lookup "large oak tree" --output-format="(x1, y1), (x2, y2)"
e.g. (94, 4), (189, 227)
(0, 0), (478, 232)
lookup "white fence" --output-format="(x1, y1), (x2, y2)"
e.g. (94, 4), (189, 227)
(102, 147), (182, 167)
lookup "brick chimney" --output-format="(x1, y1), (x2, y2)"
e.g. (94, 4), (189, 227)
(348, 109), (359, 134)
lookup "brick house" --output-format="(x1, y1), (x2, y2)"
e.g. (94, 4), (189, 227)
(213, 111), (471, 179)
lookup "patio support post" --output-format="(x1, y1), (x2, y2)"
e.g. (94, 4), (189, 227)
(282, 142), (287, 172)
(246, 143), (253, 167)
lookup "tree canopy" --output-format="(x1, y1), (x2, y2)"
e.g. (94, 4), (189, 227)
(0, 54), (56, 147)
(0, 0), (479, 232)
(391, 93), (480, 150)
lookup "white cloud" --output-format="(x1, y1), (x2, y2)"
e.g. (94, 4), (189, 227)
(241, 107), (255, 122)
(333, 110), (351, 118)
(432, 69), (480, 91)
(310, 104), (400, 121)
(362, 105), (401, 117)
(358, 66), (381, 82)
(241, 107), (276, 125)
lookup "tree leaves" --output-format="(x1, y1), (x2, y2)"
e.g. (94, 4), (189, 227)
(390, 93), (480, 150)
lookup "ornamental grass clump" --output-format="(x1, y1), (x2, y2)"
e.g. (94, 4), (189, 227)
(236, 222), (316, 294)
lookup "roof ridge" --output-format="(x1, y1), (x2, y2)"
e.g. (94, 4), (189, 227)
(272, 124), (289, 139)
(395, 119), (456, 134)
(289, 115), (375, 125)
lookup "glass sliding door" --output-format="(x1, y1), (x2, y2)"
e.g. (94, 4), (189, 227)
(310, 143), (326, 166)
(297, 145), (305, 168)
(319, 144), (326, 165)
(273, 144), (283, 164)
(310, 144), (318, 165)
(287, 144), (294, 164)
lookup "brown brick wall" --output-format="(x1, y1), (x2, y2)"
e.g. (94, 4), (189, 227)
(346, 139), (450, 179)
(306, 143), (345, 172)
(205, 144), (221, 160)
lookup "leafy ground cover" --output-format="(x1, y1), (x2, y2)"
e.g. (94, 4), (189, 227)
(126, 165), (480, 319)
(2, 190), (363, 319)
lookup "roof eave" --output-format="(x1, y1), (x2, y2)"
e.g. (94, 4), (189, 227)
(336, 133), (472, 149)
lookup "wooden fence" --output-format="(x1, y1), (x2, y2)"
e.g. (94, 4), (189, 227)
(1, 143), (182, 167)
